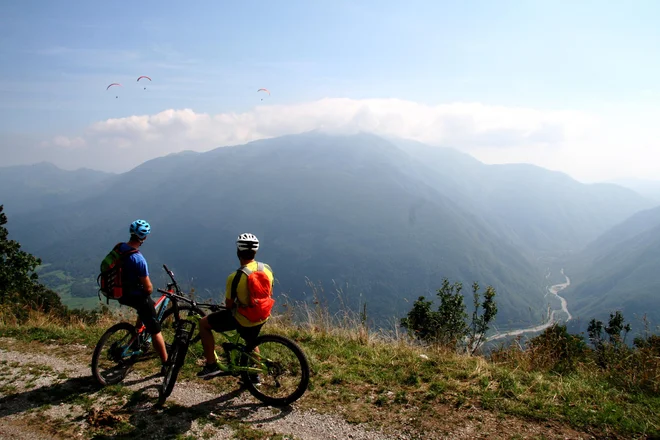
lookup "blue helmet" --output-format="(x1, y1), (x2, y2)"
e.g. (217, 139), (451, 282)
(129, 219), (151, 240)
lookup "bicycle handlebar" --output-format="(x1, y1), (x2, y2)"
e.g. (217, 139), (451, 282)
(163, 264), (175, 282)
(157, 288), (221, 310)
(158, 264), (225, 313)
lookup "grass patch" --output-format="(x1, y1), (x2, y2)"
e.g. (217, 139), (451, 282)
(1, 308), (659, 439)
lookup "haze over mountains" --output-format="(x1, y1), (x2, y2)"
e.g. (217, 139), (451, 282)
(0, 163), (114, 215)
(1, 132), (658, 331)
(608, 178), (660, 202)
(564, 204), (660, 330)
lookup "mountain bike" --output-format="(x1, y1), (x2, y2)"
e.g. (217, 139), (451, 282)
(156, 266), (310, 407)
(91, 265), (205, 386)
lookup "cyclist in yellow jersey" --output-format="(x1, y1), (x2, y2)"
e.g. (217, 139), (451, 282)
(197, 233), (274, 380)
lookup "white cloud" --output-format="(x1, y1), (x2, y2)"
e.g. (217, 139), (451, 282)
(36, 98), (660, 182)
(52, 135), (86, 149)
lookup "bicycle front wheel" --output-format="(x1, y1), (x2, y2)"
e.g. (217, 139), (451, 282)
(91, 322), (137, 386)
(158, 320), (196, 406)
(241, 334), (310, 406)
(160, 305), (205, 345)
(158, 338), (185, 405)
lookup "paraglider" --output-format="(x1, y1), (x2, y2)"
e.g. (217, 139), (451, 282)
(107, 83), (122, 98)
(137, 76), (151, 90)
(257, 88), (270, 101)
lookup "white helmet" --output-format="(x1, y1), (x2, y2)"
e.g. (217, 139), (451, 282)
(236, 233), (259, 251)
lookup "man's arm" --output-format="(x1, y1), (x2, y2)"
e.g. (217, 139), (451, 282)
(225, 274), (234, 308)
(140, 275), (153, 295)
(134, 255), (151, 295)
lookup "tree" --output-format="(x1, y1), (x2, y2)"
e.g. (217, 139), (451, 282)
(0, 205), (41, 296)
(0, 205), (64, 317)
(588, 311), (632, 369)
(467, 282), (498, 354)
(401, 278), (498, 352)
(588, 311), (631, 348)
(400, 296), (440, 343)
(605, 311), (631, 346)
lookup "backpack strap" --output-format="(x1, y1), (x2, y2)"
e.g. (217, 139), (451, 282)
(231, 263), (262, 307)
(115, 242), (139, 257)
(230, 266), (249, 306)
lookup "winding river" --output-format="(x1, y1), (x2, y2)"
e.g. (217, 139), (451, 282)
(487, 269), (572, 342)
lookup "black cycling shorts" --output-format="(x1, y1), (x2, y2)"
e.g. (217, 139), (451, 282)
(119, 294), (161, 335)
(206, 309), (263, 346)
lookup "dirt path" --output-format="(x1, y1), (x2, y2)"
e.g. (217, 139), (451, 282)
(0, 343), (393, 439)
(0, 337), (597, 440)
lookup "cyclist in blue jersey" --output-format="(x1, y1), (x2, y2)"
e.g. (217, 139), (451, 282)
(117, 219), (168, 371)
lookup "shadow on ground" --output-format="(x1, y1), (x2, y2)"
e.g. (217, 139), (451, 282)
(90, 384), (294, 439)
(1, 374), (294, 439)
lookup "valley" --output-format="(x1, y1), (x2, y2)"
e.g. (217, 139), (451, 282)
(1, 132), (659, 334)
(487, 268), (571, 342)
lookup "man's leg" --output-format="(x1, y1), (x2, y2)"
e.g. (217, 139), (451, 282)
(199, 316), (217, 365)
(197, 310), (236, 379)
(134, 295), (167, 364)
(238, 323), (264, 384)
(152, 331), (168, 363)
(119, 297), (145, 349)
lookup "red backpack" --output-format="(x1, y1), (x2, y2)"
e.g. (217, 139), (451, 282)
(230, 262), (275, 323)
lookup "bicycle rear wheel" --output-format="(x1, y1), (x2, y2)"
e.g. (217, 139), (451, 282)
(91, 322), (137, 386)
(241, 334), (310, 406)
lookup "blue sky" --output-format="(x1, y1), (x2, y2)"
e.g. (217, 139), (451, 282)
(2, 0), (660, 181)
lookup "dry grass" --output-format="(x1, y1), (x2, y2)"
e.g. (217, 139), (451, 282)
(1, 300), (659, 439)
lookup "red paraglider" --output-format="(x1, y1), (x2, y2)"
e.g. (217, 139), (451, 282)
(257, 88), (270, 101)
(107, 83), (122, 98)
(137, 76), (151, 90)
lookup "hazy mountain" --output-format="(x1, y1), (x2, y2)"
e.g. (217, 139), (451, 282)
(607, 178), (660, 203)
(391, 138), (653, 253)
(0, 162), (113, 216)
(563, 205), (660, 330)
(2, 133), (654, 329)
(5, 133), (548, 327)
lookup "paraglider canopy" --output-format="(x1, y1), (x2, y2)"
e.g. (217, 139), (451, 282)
(107, 83), (122, 98)
(257, 88), (270, 101)
(137, 76), (151, 90)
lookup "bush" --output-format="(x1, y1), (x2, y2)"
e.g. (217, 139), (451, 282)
(527, 324), (588, 374)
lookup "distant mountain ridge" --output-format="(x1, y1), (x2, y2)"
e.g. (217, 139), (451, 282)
(564, 204), (660, 330)
(607, 178), (660, 202)
(0, 162), (114, 216)
(390, 138), (653, 253)
(0, 132), (653, 329)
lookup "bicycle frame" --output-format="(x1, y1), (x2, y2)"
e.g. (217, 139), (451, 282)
(156, 265), (265, 377)
(216, 332), (264, 376)
(119, 289), (174, 359)
(183, 312), (262, 376)
(155, 263), (310, 407)
(134, 292), (171, 335)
